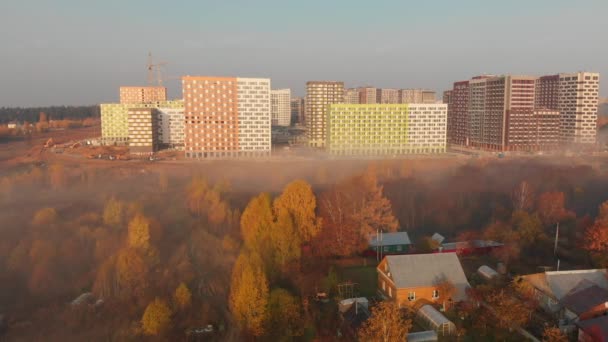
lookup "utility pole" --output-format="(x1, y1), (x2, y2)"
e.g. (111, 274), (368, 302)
(553, 222), (559, 256)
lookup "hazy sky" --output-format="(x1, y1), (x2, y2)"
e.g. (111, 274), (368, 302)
(0, 0), (606, 107)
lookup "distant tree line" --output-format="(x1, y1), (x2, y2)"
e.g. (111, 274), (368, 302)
(0, 106), (99, 124)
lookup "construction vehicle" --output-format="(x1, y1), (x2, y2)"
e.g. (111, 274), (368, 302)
(70, 142), (81, 149)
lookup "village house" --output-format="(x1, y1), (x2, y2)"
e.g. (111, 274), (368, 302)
(365, 231), (412, 257)
(517, 269), (608, 321)
(376, 253), (470, 308)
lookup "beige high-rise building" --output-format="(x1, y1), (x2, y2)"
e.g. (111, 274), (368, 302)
(306, 81), (344, 148)
(119, 86), (167, 104)
(377, 88), (400, 104)
(358, 87), (377, 104)
(344, 88), (360, 104)
(127, 108), (159, 153)
(271, 89), (291, 126)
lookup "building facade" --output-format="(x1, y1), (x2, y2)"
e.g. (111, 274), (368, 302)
(326, 103), (447, 156)
(119, 86), (167, 104)
(306, 81), (344, 148)
(182, 76), (271, 159)
(127, 108), (158, 153)
(271, 89), (291, 126)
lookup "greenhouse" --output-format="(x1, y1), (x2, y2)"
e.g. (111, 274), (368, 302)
(416, 305), (456, 336)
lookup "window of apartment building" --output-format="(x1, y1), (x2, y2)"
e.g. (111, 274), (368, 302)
(408, 292), (416, 301)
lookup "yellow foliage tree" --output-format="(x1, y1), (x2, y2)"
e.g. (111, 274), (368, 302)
(128, 213), (151, 251)
(115, 248), (149, 298)
(103, 197), (124, 227)
(173, 282), (192, 311)
(358, 301), (411, 342)
(229, 251), (269, 336)
(273, 180), (321, 242)
(141, 298), (172, 336)
(240, 193), (274, 256)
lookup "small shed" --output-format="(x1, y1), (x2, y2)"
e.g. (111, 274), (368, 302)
(416, 305), (456, 336)
(338, 297), (369, 313)
(431, 233), (445, 244)
(477, 265), (499, 280)
(407, 330), (438, 342)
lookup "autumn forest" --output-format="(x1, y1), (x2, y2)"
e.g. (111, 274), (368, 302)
(1, 157), (608, 340)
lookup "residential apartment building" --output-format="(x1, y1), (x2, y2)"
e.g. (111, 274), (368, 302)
(377, 88), (400, 104)
(306, 81), (344, 148)
(182, 76), (271, 159)
(127, 108), (159, 153)
(157, 106), (185, 148)
(344, 88), (360, 104)
(446, 81), (469, 145)
(271, 89), (291, 126)
(556, 72), (599, 144)
(326, 103), (447, 156)
(400, 89), (436, 104)
(447, 72), (599, 151)
(358, 87), (377, 104)
(290, 97), (305, 124)
(119, 86), (167, 104)
(100, 100), (183, 145)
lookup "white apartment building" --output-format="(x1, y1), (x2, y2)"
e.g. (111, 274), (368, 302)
(237, 78), (271, 156)
(558, 72), (600, 144)
(271, 89), (291, 126)
(157, 107), (185, 148)
(407, 104), (448, 153)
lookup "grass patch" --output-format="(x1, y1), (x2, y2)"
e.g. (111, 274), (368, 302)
(337, 265), (378, 298)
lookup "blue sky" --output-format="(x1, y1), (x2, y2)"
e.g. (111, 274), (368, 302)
(0, 0), (606, 106)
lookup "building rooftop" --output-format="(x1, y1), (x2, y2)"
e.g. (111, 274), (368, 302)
(561, 284), (608, 316)
(522, 269), (608, 300)
(369, 232), (411, 247)
(383, 253), (470, 301)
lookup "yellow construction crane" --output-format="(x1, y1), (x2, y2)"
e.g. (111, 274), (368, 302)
(147, 52), (168, 86)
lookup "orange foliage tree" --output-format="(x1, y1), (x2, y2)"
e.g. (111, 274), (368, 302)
(314, 171), (398, 257)
(542, 326), (568, 342)
(537, 191), (571, 226)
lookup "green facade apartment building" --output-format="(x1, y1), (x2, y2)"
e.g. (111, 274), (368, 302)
(327, 103), (447, 156)
(101, 100), (183, 145)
